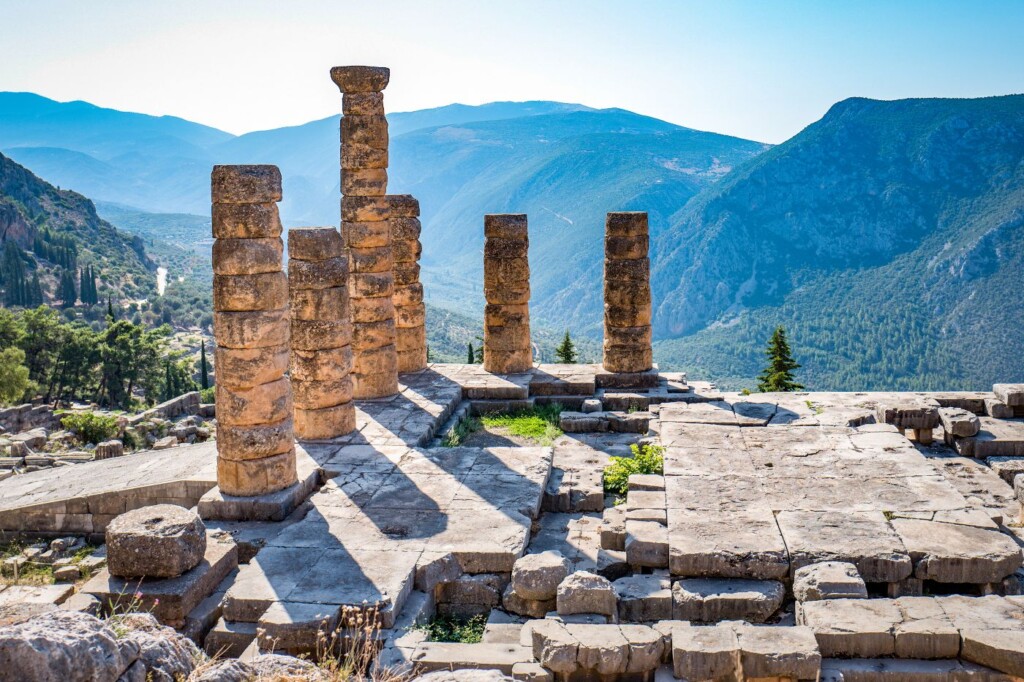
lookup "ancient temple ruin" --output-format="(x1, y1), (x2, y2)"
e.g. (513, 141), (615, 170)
(2, 65), (1024, 682)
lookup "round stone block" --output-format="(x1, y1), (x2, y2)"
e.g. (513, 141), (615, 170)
(393, 262), (421, 286)
(391, 216), (422, 241)
(350, 272), (394, 298)
(352, 318), (397, 350)
(292, 376), (354, 410)
(291, 345), (353, 382)
(212, 202), (283, 239)
(397, 346), (428, 374)
(396, 325), (426, 349)
(351, 368), (399, 400)
(290, 286), (350, 322)
(211, 165), (282, 204)
(604, 303), (652, 329)
(485, 303), (530, 328)
(331, 65), (390, 93)
(341, 196), (390, 223)
(484, 348), (533, 375)
(214, 308), (289, 349)
(392, 240), (421, 264)
(341, 168), (388, 197)
(216, 377), (293, 427)
(395, 304), (426, 329)
(214, 343), (289, 389)
(484, 257), (530, 286)
(349, 246), (394, 274)
(605, 212), (648, 237)
(484, 237), (528, 260)
(605, 234), (649, 260)
(604, 258), (650, 283)
(340, 142), (389, 170)
(605, 325), (652, 346)
(216, 418), (294, 461)
(484, 214), (528, 239)
(604, 284), (651, 309)
(483, 284), (530, 306)
(291, 320), (351, 350)
(351, 295), (395, 324)
(287, 227), (345, 262)
(341, 115), (388, 149)
(214, 272), (288, 312)
(106, 505), (206, 579)
(344, 220), (390, 248)
(213, 238), (283, 275)
(387, 194), (420, 217)
(393, 283), (424, 307)
(218, 448), (297, 497)
(485, 323), (532, 352)
(288, 257), (348, 290)
(342, 92), (384, 116)
(603, 347), (653, 374)
(294, 402), (356, 440)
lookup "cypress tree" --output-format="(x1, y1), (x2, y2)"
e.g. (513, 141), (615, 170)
(164, 361), (173, 401)
(757, 326), (804, 392)
(467, 342), (475, 364)
(200, 341), (209, 390)
(554, 330), (577, 364)
(107, 297), (115, 321)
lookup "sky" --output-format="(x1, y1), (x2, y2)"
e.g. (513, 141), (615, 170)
(2, 0), (1023, 143)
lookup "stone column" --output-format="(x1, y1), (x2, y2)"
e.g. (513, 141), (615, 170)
(483, 214), (532, 374)
(211, 165), (296, 497)
(390, 194), (427, 373)
(288, 227), (356, 439)
(603, 212), (653, 373)
(331, 65), (398, 399)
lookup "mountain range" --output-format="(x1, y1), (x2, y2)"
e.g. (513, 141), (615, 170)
(1, 91), (1022, 389)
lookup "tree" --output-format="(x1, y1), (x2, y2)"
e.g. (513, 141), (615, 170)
(467, 342), (475, 364)
(757, 326), (804, 392)
(200, 340), (209, 389)
(107, 296), (115, 322)
(555, 330), (577, 364)
(0, 347), (30, 405)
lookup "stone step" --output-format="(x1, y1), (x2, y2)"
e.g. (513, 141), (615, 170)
(470, 398), (534, 416)
(670, 622), (820, 682)
(204, 617), (257, 658)
(410, 642), (533, 675)
(820, 658), (1015, 681)
(672, 578), (786, 624)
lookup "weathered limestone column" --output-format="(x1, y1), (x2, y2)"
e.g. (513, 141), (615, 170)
(483, 214), (532, 374)
(390, 194), (427, 373)
(211, 165), (296, 497)
(603, 212), (653, 373)
(331, 65), (398, 399)
(288, 227), (356, 439)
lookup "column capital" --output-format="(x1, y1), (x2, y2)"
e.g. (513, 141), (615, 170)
(330, 65), (390, 93)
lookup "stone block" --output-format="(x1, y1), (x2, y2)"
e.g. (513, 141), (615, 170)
(511, 662), (552, 682)
(672, 623), (740, 682)
(342, 92), (384, 116)
(214, 308), (289, 349)
(602, 346), (653, 374)
(939, 406), (981, 438)
(994, 384), (1024, 407)
(257, 601), (340, 654)
(568, 623), (629, 675)
(605, 233), (649, 260)
(212, 202), (282, 239)
(291, 319), (350, 350)
(344, 220), (390, 248)
(350, 271), (394, 298)
(349, 246), (394, 274)
(341, 195), (389, 222)
(213, 272), (288, 312)
(291, 376), (353, 410)
(893, 596), (960, 659)
(512, 550), (570, 601)
(341, 167), (388, 196)
(204, 617), (257, 658)
(619, 624), (665, 673)
(601, 505), (626, 551)
(614, 574), (672, 622)
(294, 403), (356, 440)
(672, 578), (785, 624)
(216, 419), (294, 460)
(290, 346), (353, 382)
(891, 518), (1023, 583)
(606, 211), (648, 237)
(106, 505), (206, 579)
(216, 378), (292, 427)
(962, 628), (1024, 677)
(213, 238), (283, 275)
(287, 226), (345, 261)
(734, 623), (822, 681)
(214, 344), (289, 389)
(484, 214), (528, 240)
(557, 571), (616, 616)
(411, 642), (532, 675)
(502, 584), (555, 619)
(211, 165), (282, 204)
(341, 114), (389, 148)
(793, 562), (868, 602)
(669, 508), (790, 580)
(626, 519), (669, 568)
(217, 448), (297, 497)
(288, 257), (348, 290)
(798, 598), (900, 658)
(331, 65), (391, 93)
(290, 285), (351, 323)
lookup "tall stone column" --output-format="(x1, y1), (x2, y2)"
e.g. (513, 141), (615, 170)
(210, 165), (297, 497)
(483, 214), (532, 374)
(288, 227), (356, 439)
(603, 212), (653, 373)
(331, 65), (398, 399)
(390, 194), (427, 373)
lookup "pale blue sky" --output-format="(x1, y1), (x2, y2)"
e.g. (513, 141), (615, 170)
(1, 0), (1022, 142)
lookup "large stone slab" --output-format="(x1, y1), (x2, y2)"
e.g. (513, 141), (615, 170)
(672, 578), (785, 623)
(891, 518), (1023, 583)
(798, 598), (901, 658)
(668, 508), (789, 579)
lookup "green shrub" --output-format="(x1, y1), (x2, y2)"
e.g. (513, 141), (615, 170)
(442, 416), (480, 447)
(603, 443), (665, 497)
(199, 386), (215, 404)
(418, 614), (486, 643)
(61, 411), (120, 445)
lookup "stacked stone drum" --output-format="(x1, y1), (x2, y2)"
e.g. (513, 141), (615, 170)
(390, 194), (427, 373)
(603, 211), (653, 373)
(483, 214), (533, 374)
(211, 165), (297, 496)
(288, 227), (356, 439)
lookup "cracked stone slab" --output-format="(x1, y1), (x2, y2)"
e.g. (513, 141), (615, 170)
(668, 508), (789, 579)
(890, 518), (1023, 583)
(776, 511), (912, 582)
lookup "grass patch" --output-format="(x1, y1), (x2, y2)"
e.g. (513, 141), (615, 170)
(442, 416), (481, 447)
(418, 614), (487, 643)
(603, 443), (665, 499)
(480, 403), (562, 445)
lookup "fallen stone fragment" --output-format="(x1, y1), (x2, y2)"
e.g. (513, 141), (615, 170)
(106, 504), (207, 579)
(939, 406), (981, 438)
(511, 550), (570, 601)
(672, 578), (785, 623)
(556, 571), (616, 616)
(793, 561), (868, 602)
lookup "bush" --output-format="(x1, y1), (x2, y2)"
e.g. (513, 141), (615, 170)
(199, 386), (215, 403)
(419, 614), (486, 643)
(603, 443), (665, 497)
(61, 411), (120, 445)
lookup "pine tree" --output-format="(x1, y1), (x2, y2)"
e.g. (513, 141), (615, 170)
(757, 326), (804, 392)
(200, 341), (209, 390)
(467, 342), (475, 364)
(554, 330), (577, 364)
